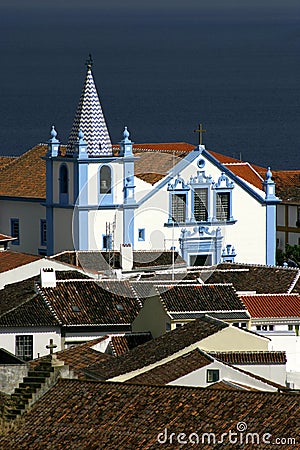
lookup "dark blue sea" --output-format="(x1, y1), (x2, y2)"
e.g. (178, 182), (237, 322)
(0, 1), (300, 170)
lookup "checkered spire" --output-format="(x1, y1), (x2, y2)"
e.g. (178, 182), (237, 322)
(67, 64), (112, 157)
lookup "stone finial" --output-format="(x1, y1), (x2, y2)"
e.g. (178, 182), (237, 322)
(123, 126), (130, 140)
(266, 167), (272, 181)
(50, 125), (58, 141)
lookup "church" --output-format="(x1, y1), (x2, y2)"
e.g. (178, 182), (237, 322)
(0, 60), (280, 266)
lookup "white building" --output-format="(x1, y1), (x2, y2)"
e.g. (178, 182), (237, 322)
(0, 61), (280, 266)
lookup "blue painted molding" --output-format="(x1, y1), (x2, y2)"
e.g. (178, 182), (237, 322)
(202, 150), (281, 205)
(139, 146), (202, 206)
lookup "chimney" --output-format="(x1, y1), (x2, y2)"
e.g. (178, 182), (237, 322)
(120, 244), (133, 271)
(40, 267), (56, 288)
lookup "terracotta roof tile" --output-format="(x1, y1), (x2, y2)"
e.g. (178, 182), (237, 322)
(127, 348), (212, 385)
(223, 162), (264, 190)
(31, 337), (112, 378)
(0, 145), (47, 199)
(110, 333), (152, 356)
(199, 263), (298, 294)
(85, 317), (228, 380)
(210, 351), (287, 365)
(0, 380), (298, 449)
(156, 283), (247, 313)
(0, 156), (17, 169)
(240, 293), (300, 318)
(0, 251), (41, 273)
(38, 280), (141, 326)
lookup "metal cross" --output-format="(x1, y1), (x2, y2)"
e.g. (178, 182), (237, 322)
(46, 339), (57, 355)
(194, 123), (207, 146)
(86, 53), (93, 69)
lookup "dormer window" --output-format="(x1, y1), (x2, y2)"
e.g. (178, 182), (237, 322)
(100, 165), (112, 194)
(59, 164), (69, 204)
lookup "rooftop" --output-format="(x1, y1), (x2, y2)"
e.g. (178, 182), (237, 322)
(0, 251), (41, 273)
(209, 351), (287, 365)
(240, 293), (300, 319)
(85, 316), (228, 380)
(0, 379), (298, 449)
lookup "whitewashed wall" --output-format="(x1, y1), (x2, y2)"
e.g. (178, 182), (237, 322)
(0, 327), (62, 359)
(0, 200), (46, 254)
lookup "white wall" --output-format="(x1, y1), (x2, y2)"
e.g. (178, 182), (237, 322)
(0, 200), (46, 255)
(168, 360), (277, 391)
(234, 363), (286, 386)
(0, 327), (61, 359)
(0, 258), (78, 289)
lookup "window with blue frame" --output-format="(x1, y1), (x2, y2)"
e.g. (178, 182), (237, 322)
(40, 219), (47, 246)
(171, 193), (187, 223)
(216, 192), (230, 221)
(11, 218), (20, 245)
(138, 228), (145, 241)
(59, 164), (69, 204)
(193, 188), (208, 221)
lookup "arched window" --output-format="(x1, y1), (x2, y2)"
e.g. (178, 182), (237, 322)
(100, 165), (112, 194)
(59, 164), (69, 204)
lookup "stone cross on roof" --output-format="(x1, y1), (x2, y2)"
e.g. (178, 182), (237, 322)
(46, 339), (57, 355)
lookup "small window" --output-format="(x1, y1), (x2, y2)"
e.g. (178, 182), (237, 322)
(72, 305), (80, 312)
(59, 164), (69, 204)
(11, 218), (20, 245)
(100, 166), (112, 194)
(288, 325), (294, 331)
(103, 234), (112, 250)
(15, 335), (33, 361)
(40, 219), (47, 246)
(166, 322), (171, 332)
(262, 325), (268, 331)
(116, 304), (124, 311)
(241, 322), (247, 328)
(138, 228), (145, 241)
(256, 325), (261, 331)
(175, 323), (183, 328)
(269, 325), (274, 331)
(207, 369), (220, 383)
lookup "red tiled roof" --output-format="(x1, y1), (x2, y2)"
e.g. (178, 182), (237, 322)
(0, 145), (47, 199)
(110, 333), (152, 356)
(0, 380), (298, 449)
(31, 337), (112, 378)
(85, 316), (228, 380)
(0, 251), (41, 273)
(127, 349), (212, 385)
(240, 294), (300, 318)
(0, 156), (17, 169)
(223, 163), (264, 190)
(210, 351), (287, 365)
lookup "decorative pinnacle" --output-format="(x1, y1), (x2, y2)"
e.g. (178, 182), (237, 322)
(266, 167), (272, 180)
(85, 53), (93, 70)
(78, 128), (84, 140)
(123, 126), (130, 140)
(50, 125), (57, 139)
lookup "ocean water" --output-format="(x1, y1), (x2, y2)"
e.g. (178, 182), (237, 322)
(0, 4), (300, 170)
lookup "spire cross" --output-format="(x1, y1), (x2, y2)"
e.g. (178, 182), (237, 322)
(85, 53), (93, 69)
(46, 339), (57, 355)
(194, 123), (207, 146)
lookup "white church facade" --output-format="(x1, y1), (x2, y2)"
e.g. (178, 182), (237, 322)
(0, 61), (280, 266)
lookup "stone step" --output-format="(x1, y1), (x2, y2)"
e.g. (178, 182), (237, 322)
(19, 381), (42, 389)
(15, 386), (37, 394)
(27, 370), (51, 378)
(23, 376), (46, 384)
